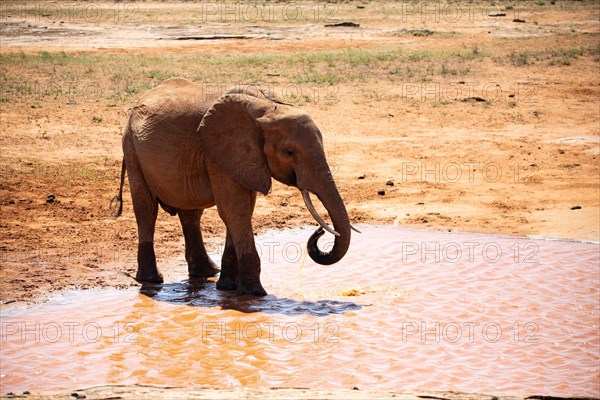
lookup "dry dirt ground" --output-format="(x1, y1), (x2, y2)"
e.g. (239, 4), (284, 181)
(0, 1), (599, 305)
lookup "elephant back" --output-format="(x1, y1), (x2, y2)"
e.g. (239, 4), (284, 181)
(130, 78), (216, 138)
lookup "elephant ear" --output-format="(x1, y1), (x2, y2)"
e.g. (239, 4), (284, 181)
(198, 93), (272, 195)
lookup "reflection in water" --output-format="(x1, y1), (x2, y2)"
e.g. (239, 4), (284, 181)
(140, 279), (363, 316)
(1, 227), (599, 396)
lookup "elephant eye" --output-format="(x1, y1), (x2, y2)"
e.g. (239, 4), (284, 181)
(285, 149), (295, 157)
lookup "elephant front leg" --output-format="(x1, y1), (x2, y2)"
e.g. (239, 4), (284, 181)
(235, 250), (266, 297)
(226, 196), (266, 296)
(178, 209), (220, 278)
(209, 166), (266, 296)
(216, 230), (238, 291)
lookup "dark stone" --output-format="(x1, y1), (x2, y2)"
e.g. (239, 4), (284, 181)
(462, 96), (487, 102)
(325, 22), (360, 28)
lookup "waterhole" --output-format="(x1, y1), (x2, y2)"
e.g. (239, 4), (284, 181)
(1, 227), (599, 396)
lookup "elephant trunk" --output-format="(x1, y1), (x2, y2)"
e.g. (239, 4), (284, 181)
(304, 181), (351, 265)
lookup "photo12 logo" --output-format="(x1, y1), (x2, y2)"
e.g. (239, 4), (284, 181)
(201, 321), (340, 344)
(400, 82), (539, 104)
(401, 321), (540, 344)
(399, 240), (540, 264)
(399, 162), (539, 184)
(1, 321), (139, 344)
(198, 1), (339, 23)
(400, 2), (541, 24)
(1, 2), (140, 23)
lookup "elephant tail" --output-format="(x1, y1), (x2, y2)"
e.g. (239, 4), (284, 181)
(110, 159), (126, 218)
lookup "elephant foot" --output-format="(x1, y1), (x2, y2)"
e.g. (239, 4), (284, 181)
(216, 275), (237, 291)
(188, 257), (221, 278)
(236, 281), (267, 297)
(135, 270), (164, 284)
(136, 242), (163, 283)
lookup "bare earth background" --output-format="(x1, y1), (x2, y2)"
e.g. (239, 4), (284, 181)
(0, 1), (598, 306)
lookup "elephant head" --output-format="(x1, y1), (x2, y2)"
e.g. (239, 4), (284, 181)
(198, 87), (355, 265)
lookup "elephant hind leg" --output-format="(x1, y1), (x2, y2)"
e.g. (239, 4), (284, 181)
(178, 209), (220, 278)
(124, 137), (163, 283)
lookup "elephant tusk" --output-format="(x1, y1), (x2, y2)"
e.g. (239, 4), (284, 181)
(351, 224), (362, 234)
(301, 190), (340, 237)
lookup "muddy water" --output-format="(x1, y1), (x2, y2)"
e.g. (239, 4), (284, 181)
(1, 227), (599, 396)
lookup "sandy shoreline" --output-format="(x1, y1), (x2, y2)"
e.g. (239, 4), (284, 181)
(3, 385), (596, 400)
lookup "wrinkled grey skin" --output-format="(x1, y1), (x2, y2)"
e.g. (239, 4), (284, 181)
(112, 78), (352, 296)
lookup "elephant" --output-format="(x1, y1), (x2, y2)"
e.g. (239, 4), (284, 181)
(111, 78), (358, 296)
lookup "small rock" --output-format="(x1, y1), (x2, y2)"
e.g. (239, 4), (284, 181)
(561, 163), (580, 169)
(462, 96), (487, 102)
(416, 202), (425, 205)
(513, 18), (526, 23)
(46, 194), (56, 203)
(325, 21), (360, 28)
(357, 175), (365, 179)
(356, 5), (365, 9)
(386, 180), (394, 186)
(571, 205), (582, 210)
(280, 201), (288, 207)
(377, 189), (385, 196)
(559, 149), (565, 154)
